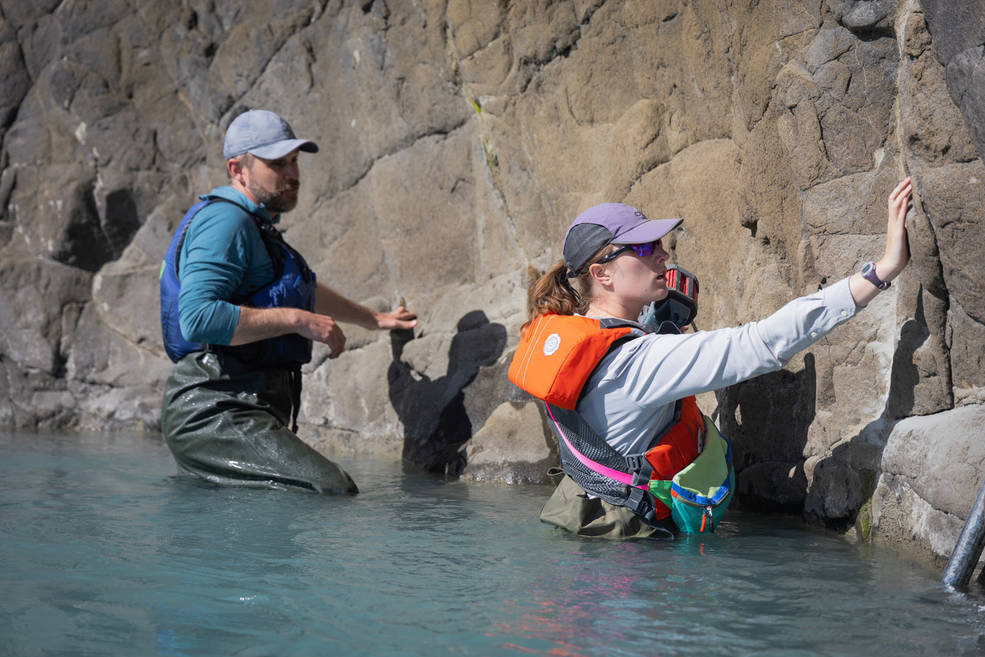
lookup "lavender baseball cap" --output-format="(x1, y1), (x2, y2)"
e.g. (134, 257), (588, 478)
(562, 203), (682, 276)
(223, 109), (319, 160)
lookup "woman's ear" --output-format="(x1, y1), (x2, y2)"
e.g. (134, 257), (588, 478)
(587, 262), (611, 285)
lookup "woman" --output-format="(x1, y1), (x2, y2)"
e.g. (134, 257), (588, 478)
(509, 179), (913, 538)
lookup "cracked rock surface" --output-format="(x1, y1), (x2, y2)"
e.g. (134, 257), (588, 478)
(1, 0), (983, 564)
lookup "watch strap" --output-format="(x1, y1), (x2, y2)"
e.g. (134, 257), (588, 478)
(861, 262), (890, 290)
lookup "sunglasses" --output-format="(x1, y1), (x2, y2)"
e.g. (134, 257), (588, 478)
(597, 239), (661, 264)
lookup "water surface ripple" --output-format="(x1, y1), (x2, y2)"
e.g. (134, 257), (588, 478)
(2, 431), (984, 657)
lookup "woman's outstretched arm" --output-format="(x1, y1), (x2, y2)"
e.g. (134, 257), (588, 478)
(583, 178), (917, 410)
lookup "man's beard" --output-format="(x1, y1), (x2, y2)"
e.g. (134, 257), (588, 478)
(249, 182), (299, 214)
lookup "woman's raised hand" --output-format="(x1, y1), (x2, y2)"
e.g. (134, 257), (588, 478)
(848, 178), (913, 307)
(877, 177), (912, 281)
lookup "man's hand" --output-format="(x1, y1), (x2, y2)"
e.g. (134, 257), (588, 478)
(231, 306), (347, 358)
(297, 311), (347, 358)
(232, 290), (416, 358)
(374, 306), (418, 331)
(315, 284), (419, 332)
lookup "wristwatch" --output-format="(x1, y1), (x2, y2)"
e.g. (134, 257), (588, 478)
(860, 262), (890, 290)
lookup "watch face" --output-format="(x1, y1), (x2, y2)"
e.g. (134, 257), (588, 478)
(861, 262), (887, 289)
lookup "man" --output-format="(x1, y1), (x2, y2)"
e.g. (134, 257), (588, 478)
(160, 109), (416, 494)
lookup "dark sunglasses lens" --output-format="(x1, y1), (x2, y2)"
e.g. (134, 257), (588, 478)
(631, 242), (655, 257)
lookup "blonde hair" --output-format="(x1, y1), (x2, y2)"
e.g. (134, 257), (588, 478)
(522, 245), (618, 333)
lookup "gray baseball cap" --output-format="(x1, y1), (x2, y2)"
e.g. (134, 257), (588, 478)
(562, 203), (682, 275)
(223, 109), (319, 160)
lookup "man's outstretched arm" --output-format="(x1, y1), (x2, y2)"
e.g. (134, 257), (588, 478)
(314, 283), (417, 331)
(227, 284), (417, 359)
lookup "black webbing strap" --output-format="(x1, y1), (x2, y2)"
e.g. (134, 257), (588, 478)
(626, 486), (657, 525)
(288, 366), (303, 433)
(626, 454), (653, 487)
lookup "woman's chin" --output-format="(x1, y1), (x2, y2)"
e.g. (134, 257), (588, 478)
(650, 288), (669, 302)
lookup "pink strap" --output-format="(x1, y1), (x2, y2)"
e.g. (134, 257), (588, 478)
(545, 403), (647, 490)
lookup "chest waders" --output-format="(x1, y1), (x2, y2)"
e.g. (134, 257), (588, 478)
(159, 197), (356, 495)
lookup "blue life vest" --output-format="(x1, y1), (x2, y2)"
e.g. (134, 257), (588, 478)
(160, 198), (317, 368)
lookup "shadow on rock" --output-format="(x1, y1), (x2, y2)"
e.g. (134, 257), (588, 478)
(388, 310), (506, 477)
(885, 318), (929, 419)
(714, 353), (817, 513)
(805, 304), (938, 530)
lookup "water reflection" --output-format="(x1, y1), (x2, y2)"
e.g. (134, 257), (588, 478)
(4, 433), (985, 657)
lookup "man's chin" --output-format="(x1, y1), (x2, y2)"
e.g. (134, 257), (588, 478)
(266, 196), (298, 214)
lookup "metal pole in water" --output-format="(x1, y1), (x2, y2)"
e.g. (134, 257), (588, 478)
(942, 476), (985, 588)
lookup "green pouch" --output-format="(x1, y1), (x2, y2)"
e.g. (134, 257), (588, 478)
(649, 416), (734, 533)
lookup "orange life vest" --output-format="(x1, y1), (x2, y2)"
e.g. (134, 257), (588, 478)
(508, 313), (704, 521)
(508, 313), (634, 410)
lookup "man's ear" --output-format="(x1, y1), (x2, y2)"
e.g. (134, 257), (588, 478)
(227, 157), (245, 184)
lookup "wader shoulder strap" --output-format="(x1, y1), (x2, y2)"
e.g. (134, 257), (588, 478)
(251, 218), (315, 285)
(177, 198), (313, 286)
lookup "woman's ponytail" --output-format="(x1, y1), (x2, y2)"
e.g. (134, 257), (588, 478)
(530, 260), (580, 313)
(522, 245), (618, 333)
(522, 261), (582, 333)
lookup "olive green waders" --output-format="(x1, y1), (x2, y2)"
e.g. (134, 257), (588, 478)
(162, 352), (357, 494)
(540, 474), (674, 539)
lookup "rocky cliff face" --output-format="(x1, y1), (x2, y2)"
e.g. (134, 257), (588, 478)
(1, 0), (983, 564)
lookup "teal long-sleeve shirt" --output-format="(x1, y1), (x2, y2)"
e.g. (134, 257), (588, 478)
(176, 186), (281, 345)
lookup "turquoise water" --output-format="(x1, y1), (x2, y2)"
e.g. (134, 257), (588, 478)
(3, 431), (985, 657)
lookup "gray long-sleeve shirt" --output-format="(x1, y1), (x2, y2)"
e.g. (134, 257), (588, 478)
(577, 277), (859, 455)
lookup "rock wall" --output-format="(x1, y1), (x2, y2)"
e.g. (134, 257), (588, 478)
(1, 0), (983, 565)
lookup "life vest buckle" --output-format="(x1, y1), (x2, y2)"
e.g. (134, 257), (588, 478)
(626, 454), (653, 487)
(626, 485), (656, 524)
